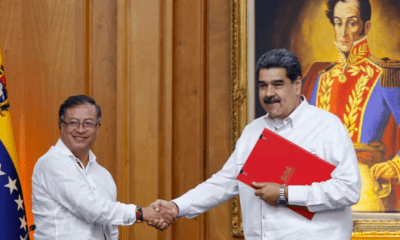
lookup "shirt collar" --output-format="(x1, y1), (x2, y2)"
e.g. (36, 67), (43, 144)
(264, 95), (308, 129)
(334, 36), (369, 64)
(288, 95), (308, 128)
(333, 35), (367, 51)
(55, 138), (97, 163)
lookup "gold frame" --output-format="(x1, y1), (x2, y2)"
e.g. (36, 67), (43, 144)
(230, 0), (400, 238)
(230, 0), (247, 237)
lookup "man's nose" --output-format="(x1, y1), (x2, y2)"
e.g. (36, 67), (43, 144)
(76, 123), (87, 132)
(265, 86), (274, 97)
(341, 24), (349, 37)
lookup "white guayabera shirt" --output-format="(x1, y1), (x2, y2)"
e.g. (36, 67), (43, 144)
(173, 97), (361, 240)
(32, 139), (138, 240)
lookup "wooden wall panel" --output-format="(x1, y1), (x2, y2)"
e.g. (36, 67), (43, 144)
(1, 1), (87, 239)
(90, 0), (118, 185)
(1, 0), (234, 239)
(158, 0), (174, 239)
(129, 0), (162, 239)
(116, 0), (131, 239)
(171, 0), (207, 239)
(207, 0), (233, 239)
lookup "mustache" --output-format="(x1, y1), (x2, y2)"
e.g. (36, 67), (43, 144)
(263, 97), (281, 104)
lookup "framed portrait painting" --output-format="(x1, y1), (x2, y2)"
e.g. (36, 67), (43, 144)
(231, 0), (400, 238)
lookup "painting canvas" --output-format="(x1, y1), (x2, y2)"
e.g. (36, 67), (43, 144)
(231, 0), (400, 237)
(254, 0), (400, 213)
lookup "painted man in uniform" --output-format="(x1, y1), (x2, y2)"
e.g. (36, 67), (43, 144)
(302, 0), (400, 211)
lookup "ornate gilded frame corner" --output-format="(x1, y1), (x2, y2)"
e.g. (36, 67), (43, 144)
(231, 0), (247, 237)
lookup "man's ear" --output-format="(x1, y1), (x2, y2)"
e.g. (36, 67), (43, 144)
(364, 21), (371, 36)
(294, 76), (302, 94)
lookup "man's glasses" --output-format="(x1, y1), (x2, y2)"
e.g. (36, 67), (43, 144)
(60, 120), (99, 130)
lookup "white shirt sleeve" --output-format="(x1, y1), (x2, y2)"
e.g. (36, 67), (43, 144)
(173, 145), (240, 219)
(35, 154), (138, 226)
(106, 187), (120, 240)
(105, 226), (119, 240)
(288, 118), (361, 212)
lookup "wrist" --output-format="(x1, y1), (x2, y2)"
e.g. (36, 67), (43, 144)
(278, 184), (288, 205)
(171, 201), (180, 216)
(135, 206), (143, 222)
(285, 185), (288, 200)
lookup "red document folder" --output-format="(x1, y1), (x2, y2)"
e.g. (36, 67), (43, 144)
(236, 128), (336, 220)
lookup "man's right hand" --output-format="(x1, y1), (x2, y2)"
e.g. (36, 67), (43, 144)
(147, 199), (179, 230)
(141, 206), (174, 224)
(371, 162), (397, 180)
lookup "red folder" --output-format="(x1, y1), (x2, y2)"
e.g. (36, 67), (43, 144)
(236, 128), (336, 220)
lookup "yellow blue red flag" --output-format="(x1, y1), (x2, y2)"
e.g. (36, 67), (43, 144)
(0, 44), (29, 239)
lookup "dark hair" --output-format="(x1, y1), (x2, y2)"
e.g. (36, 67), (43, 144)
(256, 48), (302, 83)
(58, 95), (101, 123)
(326, 0), (371, 34)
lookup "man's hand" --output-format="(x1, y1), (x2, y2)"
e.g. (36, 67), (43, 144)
(147, 199), (179, 230)
(371, 162), (397, 180)
(141, 203), (175, 230)
(252, 182), (282, 206)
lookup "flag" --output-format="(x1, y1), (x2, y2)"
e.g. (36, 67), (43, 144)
(0, 44), (29, 239)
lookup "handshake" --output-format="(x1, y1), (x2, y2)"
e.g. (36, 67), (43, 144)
(140, 199), (179, 230)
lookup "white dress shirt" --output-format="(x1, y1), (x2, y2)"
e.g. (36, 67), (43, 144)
(173, 97), (361, 240)
(32, 139), (137, 240)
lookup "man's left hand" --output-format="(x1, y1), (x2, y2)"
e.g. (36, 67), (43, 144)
(142, 204), (175, 230)
(147, 199), (179, 230)
(252, 182), (280, 205)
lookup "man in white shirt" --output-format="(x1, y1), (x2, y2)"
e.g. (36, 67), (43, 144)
(32, 95), (173, 240)
(150, 49), (361, 239)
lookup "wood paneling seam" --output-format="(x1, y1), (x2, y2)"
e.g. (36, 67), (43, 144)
(85, 0), (92, 96)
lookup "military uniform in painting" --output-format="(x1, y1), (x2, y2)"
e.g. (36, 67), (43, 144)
(302, 37), (400, 211)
